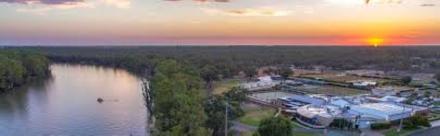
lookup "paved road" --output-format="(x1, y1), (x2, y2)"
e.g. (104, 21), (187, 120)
(409, 126), (440, 136)
(407, 120), (440, 136)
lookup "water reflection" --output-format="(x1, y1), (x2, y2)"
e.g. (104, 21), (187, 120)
(0, 64), (147, 136)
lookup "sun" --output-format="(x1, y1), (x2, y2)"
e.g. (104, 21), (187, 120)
(367, 38), (384, 47)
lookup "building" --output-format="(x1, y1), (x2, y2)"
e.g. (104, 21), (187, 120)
(296, 105), (337, 128)
(241, 76), (280, 91)
(349, 80), (377, 88)
(349, 103), (412, 121)
(366, 96), (407, 103)
(285, 95), (326, 106)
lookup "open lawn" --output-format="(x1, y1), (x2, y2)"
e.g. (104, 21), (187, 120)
(295, 84), (366, 96)
(302, 73), (392, 85)
(239, 104), (275, 126)
(213, 79), (241, 95)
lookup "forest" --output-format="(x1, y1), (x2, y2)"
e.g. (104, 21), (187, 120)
(0, 50), (50, 92)
(14, 46), (440, 76)
(4, 46), (440, 135)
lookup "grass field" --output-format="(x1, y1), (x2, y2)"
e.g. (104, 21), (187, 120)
(295, 84), (366, 96)
(213, 79), (241, 95)
(302, 73), (392, 85)
(239, 105), (275, 126)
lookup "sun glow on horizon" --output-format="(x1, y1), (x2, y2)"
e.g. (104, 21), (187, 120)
(367, 38), (384, 47)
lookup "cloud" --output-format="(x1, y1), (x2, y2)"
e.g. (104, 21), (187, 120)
(202, 7), (292, 17)
(1, 0), (131, 8)
(102, 0), (130, 9)
(0, 0), (84, 5)
(15, 1), (94, 15)
(420, 3), (435, 7)
(164, 0), (230, 3)
(3, 0), (131, 15)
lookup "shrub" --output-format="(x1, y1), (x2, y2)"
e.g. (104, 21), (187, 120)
(371, 122), (392, 130)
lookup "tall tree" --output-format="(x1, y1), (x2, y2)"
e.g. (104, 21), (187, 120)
(151, 60), (211, 136)
(401, 76), (412, 85)
(204, 87), (245, 136)
(200, 64), (219, 94)
(435, 73), (440, 83)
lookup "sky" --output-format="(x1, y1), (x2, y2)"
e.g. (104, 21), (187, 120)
(0, 0), (439, 46)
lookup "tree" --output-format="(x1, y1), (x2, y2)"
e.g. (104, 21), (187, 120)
(204, 87), (245, 136)
(151, 60), (211, 135)
(256, 116), (292, 136)
(0, 51), (49, 92)
(243, 67), (257, 80)
(401, 76), (412, 85)
(200, 64), (220, 94)
(279, 67), (293, 80)
(435, 73), (440, 83)
(403, 115), (431, 129)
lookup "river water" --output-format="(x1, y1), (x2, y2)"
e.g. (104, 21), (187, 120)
(0, 64), (148, 136)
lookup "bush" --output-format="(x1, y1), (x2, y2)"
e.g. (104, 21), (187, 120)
(256, 116), (292, 136)
(330, 118), (354, 129)
(404, 115), (431, 129)
(371, 122), (392, 130)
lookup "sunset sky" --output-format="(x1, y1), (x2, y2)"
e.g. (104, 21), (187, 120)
(0, 0), (439, 46)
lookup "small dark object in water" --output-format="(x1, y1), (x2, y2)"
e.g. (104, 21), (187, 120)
(97, 98), (104, 103)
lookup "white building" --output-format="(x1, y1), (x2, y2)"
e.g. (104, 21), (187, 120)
(349, 80), (377, 88)
(349, 103), (412, 121)
(241, 76), (280, 91)
(296, 105), (338, 128)
(366, 96), (407, 103)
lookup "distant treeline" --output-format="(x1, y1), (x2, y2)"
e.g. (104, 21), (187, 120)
(14, 46), (440, 75)
(0, 50), (50, 92)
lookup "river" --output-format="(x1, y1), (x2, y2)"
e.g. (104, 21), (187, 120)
(0, 64), (148, 136)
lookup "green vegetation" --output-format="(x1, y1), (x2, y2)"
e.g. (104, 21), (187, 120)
(401, 76), (413, 85)
(213, 79), (240, 95)
(329, 118), (355, 129)
(150, 60), (210, 135)
(239, 106), (275, 126)
(403, 115), (431, 129)
(294, 85), (365, 96)
(0, 50), (50, 92)
(383, 128), (418, 136)
(254, 116), (293, 136)
(371, 122), (392, 130)
(279, 67), (293, 80)
(204, 87), (246, 136)
(435, 73), (440, 83)
(7, 46), (440, 136)
(379, 115), (429, 136)
(18, 46), (440, 79)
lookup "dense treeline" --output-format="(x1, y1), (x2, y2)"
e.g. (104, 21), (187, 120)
(0, 50), (50, 92)
(17, 46), (440, 76)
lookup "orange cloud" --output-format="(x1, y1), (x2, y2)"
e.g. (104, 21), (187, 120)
(202, 7), (292, 17)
